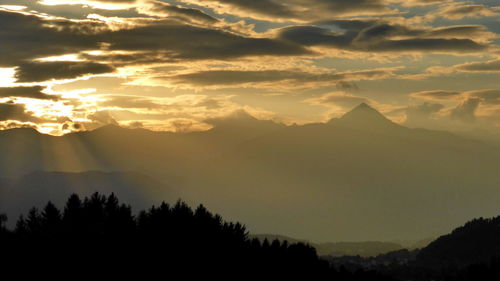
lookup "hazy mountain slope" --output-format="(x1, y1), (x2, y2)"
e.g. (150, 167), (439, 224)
(202, 105), (500, 241)
(0, 104), (499, 241)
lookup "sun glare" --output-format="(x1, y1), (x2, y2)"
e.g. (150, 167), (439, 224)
(0, 68), (16, 86)
(35, 54), (83, 62)
(0, 5), (27, 11)
(39, 0), (133, 10)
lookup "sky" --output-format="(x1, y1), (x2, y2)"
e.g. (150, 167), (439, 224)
(0, 0), (499, 136)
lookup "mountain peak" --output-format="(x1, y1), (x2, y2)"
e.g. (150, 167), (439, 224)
(330, 103), (399, 129)
(342, 102), (386, 119)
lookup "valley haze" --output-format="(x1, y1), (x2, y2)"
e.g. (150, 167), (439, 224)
(1, 104), (499, 243)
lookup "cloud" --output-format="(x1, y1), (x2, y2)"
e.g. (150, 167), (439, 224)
(15, 61), (115, 82)
(277, 21), (489, 55)
(404, 102), (444, 126)
(87, 110), (118, 125)
(437, 4), (500, 20)
(136, 1), (219, 24)
(450, 98), (480, 123)
(0, 9), (308, 70)
(194, 98), (224, 109)
(179, 0), (392, 23)
(38, 0), (137, 10)
(468, 90), (500, 105)
(99, 95), (163, 109)
(0, 86), (59, 100)
(0, 102), (42, 122)
(103, 20), (309, 60)
(396, 0), (453, 6)
(410, 89), (500, 105)
(414, 59), (500, 79)
(409, 90), (463, 102)
(305, 92), (373, 108)
(160, 67), (399, 89)
(457, 59), (500, 72)
(0, 10), (105, 67)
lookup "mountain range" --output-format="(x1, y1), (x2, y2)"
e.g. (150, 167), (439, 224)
(1, 103), (500, 241)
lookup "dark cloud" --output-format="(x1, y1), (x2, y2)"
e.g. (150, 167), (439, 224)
(164, 68), (396, 87)
(137, 1), (219, 24)
(0, 102), (41, 122)
(0, 86), (58, 100)
(0, 10), (104, 67)
(179, 0), (390, 22)
(14, 61), (115, 83)
(336, 81), (359, 91)
(104, 20), (309, 59)
(468, 90), (500, 105)
(410, 89), (500, 106)
(410, 90), (462, 101)
(0, 10), (308, 75)
(278, 21), (488, 54)
(409, 0), (447, 4)
(458, 59), (500, 72)
(79, 52), (175, 66)
(450, 98), (480, 123)
(370, 38), (485, 52)
(278, 26), (353, 48)
(353, 23), (422, 42)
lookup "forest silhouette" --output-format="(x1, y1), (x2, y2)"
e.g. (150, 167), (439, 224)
(1, 193), (500, 280)
(0, 193), (391, 279)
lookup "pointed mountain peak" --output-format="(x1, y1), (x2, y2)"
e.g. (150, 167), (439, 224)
(330, 103), (400, 129)
(341, 103), (387, 120)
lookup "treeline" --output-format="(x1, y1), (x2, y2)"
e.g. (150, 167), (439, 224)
(0, 193), (391, 280)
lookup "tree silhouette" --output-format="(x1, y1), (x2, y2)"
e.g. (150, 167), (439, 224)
(0, 193), (397, 280)
(0, 214), (6, 237)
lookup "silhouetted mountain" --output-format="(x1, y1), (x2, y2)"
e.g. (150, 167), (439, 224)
(1, 105), (499, 241)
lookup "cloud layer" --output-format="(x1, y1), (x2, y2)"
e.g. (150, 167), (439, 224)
(0, 0), (498, 137)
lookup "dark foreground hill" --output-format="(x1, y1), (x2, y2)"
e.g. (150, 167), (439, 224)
(410, 216), (500, 281)
(0, 193), (392, 280)
(320, 215), (500, 281)
(417, 216), (500, 268)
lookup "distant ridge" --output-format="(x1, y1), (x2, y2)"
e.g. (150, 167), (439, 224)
(251, 234), (404, 257)
(0, 104), (499, 241)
